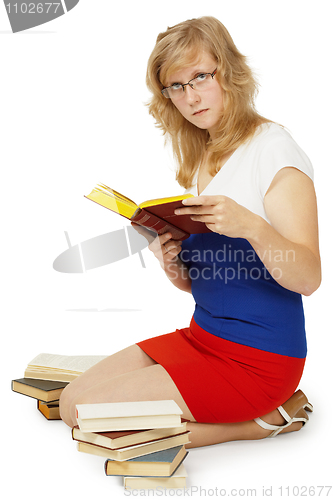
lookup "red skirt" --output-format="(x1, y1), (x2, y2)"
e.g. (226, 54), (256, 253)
(137, 317), (305, 423)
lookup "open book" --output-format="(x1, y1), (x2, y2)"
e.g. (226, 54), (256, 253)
(85, 184), (211, 240)
(24, 353), (107, 382)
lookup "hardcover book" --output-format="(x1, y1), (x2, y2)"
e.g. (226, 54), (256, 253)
(104, 445), (188, 477)
(11, 378), (68, 402)
(76, 400), (183, 433)
(85, 184), (211, 240)
(123, 463), (187, 489)
(72, 420), (188, 449)
(76, 432), (190, 461)
(37, 400), (61, 420)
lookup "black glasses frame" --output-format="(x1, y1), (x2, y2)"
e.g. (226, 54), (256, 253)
(161, 68), (217, 98)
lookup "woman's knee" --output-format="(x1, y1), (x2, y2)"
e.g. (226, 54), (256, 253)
(59, 381), (80, 427)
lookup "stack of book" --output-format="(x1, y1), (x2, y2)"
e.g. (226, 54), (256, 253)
(11, 354), (191, 489)
(11, 353), (107, 420)
(11, 377), (67, 419)
(73, 400), (190, 489)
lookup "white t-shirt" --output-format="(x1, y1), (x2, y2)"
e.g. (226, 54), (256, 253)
(186, 122), (314, 223)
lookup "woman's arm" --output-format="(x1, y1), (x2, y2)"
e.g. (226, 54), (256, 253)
(147, 231), (192, 293)
(131, 224), (192, 293)
(254, 167), (321, 295)
(176, 167), (321, 296)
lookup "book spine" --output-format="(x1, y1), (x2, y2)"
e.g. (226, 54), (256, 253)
(132, 209), (189, 241)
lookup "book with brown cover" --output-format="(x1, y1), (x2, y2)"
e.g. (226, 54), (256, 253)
(76, 431), (190, 461)
(72, 420), (188, 449)
(85, 184), (211, 240)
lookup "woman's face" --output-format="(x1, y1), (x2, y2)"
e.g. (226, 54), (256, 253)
(165, 52), (224, 139)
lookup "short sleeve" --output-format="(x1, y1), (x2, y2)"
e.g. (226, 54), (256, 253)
(256, 129), (314, 198)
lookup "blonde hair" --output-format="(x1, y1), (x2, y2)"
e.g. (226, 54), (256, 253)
(146, 16), (269, 189)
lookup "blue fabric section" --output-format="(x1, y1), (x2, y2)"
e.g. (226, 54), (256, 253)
(180, 233), (307, 358)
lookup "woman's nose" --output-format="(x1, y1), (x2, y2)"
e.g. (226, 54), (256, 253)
(183, 84), (200, 103)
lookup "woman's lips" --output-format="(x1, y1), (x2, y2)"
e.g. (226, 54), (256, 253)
(193, 109), (208, 116)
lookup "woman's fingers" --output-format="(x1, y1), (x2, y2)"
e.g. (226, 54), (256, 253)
(130, 226), (183, 263)
(130, 222), (159, 244)
(148, 232), (183, 263)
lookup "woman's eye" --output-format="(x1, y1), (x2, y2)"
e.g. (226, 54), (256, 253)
(171, 83), (183, 90)
(196, 73), (208, 82)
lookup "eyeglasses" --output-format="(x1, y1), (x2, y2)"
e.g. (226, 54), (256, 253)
(161, 69), (217, 99)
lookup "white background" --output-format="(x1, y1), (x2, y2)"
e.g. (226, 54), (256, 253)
(1, 0), (332, 498)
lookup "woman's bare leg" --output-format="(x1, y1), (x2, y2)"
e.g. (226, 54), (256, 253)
(59, 345), (196, 427)
(61, 363), (196, 427)
(186, 410), (303, 448)
(60, 344), (304, 446)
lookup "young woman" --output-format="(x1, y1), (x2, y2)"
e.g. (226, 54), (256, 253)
(60, 16), (321, 448)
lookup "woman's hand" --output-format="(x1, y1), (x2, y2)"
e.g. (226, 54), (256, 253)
(131, 223), (183, 268)
(131, 223), (192, 293)
(148, 232), (184, 268)
(175, 195), (259, 239)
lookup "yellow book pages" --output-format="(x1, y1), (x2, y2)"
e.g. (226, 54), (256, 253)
(98, 184), (137, 205)
(85, 184), (194, 220)
(139, 193), (194, 209)
(85, 185), (139, 219)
